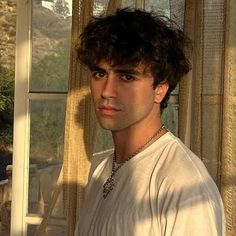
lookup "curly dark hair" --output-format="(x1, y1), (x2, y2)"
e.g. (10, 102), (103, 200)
(78, 8), (191, 110)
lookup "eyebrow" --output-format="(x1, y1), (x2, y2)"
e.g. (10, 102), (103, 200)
(89, 65), (106, 72)
(89, 65), (143, 76)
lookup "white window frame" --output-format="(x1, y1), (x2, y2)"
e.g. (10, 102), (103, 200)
(11, 1), (67, 235)
(11, 1), (32, 235)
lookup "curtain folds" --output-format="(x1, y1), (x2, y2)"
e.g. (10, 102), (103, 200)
(221, 0), (236, 235)
(62, 1), (95, 235)
(64, 2), (121, 234)
(35, 1), (122, 235)
(35, 1), (96, 235)
(178, 0), (236, 235)
(178, 0), (203, 149)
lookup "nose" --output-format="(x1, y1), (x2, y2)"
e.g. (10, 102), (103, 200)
(101, 75), (117, 99)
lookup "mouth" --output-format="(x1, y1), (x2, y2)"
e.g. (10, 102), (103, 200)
(98, 105), (121, 115)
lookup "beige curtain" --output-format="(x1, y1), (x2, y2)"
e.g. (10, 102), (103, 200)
(34, 1), (121, 235)
(35, 1), (95, 235)
(221, 0), (236, 235)
(63, 2), (121, 235)
(178, 0), (236, 235)
(62, 1), (95, 235)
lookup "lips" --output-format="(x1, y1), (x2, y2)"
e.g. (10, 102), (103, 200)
(99, 105), (120, 110)
(98, 105), (121, 115)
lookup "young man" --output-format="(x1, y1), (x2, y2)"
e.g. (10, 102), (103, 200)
(75, 8), (225, 236)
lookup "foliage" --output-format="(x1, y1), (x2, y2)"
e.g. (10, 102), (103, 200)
(30, 39), (70, 162)
(52, 0), (70, 19)
(31, 39), (70, 92)
(0, 64), (14, 150)
(0, 38), (70, 156)
(30, 99), (66, 163)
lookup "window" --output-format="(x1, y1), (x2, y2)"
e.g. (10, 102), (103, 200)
(12, 0), (71, 235)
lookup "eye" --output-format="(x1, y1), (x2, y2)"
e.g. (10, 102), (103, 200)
(120, 74), (135, 82)
(91, 71), (106, 80)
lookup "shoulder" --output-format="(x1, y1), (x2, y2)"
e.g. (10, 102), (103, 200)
(152, 132), (223, 207)
(151, 134), (225, 234)
(158, 132), (210, 180)
(92, 149), (113, 164)
(88, 149), (113, 180)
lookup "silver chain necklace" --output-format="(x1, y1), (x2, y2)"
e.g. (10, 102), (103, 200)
(103, 124), (165, 199)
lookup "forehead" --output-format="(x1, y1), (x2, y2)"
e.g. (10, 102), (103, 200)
(92, 60), (151, 75)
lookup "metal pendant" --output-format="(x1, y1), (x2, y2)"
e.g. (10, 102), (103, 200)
(103, 176), (115, 199)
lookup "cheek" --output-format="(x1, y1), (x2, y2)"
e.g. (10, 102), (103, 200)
(90, 83), (101, 100)
(123, 86), (155, 103)
(122, 88), (155, 113)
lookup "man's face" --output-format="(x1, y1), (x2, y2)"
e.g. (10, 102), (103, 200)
(90, 61), (165, 132)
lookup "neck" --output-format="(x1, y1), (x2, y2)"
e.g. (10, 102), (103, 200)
(112, 119), (166, 164)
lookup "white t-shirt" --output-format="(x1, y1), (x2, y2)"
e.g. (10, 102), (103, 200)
(75, 132), (225, 236)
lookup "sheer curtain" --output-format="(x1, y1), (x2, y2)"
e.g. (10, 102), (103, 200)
(35, 1), (121, 235)
(62, 2), (122, 235)
(177, 0), (236, 235)
(36, 0), (235, 235)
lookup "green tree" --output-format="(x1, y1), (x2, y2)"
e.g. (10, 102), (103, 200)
(30, 39), (70, 162)
(31, 39), (70, 91)
(0, 64), (14, 150)
(30, 99), (66, 163)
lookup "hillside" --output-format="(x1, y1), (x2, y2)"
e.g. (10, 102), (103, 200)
(0, 1), (71, 153)
(0, 0), (71, 69)
(32, 4), (71, 62)
(0, 0), (16, 69)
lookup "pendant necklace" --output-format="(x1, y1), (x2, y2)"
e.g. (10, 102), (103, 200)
(103, 124), (166, 199)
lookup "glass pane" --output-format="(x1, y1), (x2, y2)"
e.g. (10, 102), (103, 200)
(162, 102), (178, 136)
(145, 0), (170, 16)
(27, 224), (65, 236)
(27, 224), (38, 236)
(30, 0), (72, 92)
(28, 99), (66, 214)
(122, 0), (135, 8)
(93, 0), (108, 15)
(94, 126), (113, 154)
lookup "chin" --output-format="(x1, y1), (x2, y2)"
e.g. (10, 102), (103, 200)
(99, 124), (118, 131)
(98, 121), (123, 131)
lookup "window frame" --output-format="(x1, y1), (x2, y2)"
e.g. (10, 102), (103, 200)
(11, 1), (32, 235)
(11, 1), (68, 235)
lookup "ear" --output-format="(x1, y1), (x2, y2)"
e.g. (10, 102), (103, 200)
(154, 81), (169, 104)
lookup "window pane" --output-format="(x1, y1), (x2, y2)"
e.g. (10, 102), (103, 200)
(27, 224), (38, 236)
(30, 0), (72, 92)
(145, 0), (170, 16)
(94, 126), (113, 153)
(162, 103), (178, 135)
(122, 0), (135, 8)
(93, 0), (108, 15)
(28, 99), (66, 214)
(27, 224), (65, 236)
